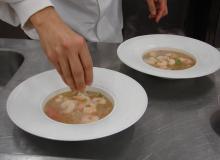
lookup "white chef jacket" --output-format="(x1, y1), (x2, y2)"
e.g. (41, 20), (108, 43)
(0, 0), (123, 42)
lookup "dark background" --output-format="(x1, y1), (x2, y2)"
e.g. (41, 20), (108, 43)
(0, 0), (220, 47)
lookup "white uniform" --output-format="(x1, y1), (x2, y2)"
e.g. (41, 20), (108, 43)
(0, 0), (123, 42)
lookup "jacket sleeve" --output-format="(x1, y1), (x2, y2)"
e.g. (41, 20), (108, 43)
(0, 0), (54, 39)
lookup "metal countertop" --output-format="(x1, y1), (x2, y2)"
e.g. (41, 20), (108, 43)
(0, 38), (220, 160)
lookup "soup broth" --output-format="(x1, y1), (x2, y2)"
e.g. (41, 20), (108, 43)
(44, 90), (113, 124)
(143, 49), (196, 70)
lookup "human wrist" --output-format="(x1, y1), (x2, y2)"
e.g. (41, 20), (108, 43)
(30, 7), (59, 31)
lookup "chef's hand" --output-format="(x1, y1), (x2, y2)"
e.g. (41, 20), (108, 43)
(146, 0), (168, 23)
(30, 7), (93, 91)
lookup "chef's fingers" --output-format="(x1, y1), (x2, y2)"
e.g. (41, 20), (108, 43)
(68, 49), (86, 91)
(146, 0), (157, 17)
(79, 43), (93, 85)
(155, 0), (167, 22)
(58, 53), (75, 90)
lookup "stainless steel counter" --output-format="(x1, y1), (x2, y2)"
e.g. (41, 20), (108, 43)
(1, 38), (220, 160)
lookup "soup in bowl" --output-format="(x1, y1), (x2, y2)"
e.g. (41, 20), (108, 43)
(43, 88), (114, 124)
(143, 49), (196, 70)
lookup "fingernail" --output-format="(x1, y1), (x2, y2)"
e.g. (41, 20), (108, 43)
(87, 80), (93, 85)
(70, 86), (76, 91)
(77, 84), (85, 91)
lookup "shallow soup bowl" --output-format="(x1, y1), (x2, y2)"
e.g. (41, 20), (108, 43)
(117, 34), (220, 79)
(7, 67), (148, 141)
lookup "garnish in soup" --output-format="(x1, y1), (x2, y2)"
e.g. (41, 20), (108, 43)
(44, 90), (113, 124)
(143, 49), (196, 70)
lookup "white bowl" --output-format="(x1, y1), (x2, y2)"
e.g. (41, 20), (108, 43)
(7, 67), (148, 141)
(117, 34), (220, 79)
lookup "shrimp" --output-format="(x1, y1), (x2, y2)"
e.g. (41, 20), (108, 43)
(185, 58), (194, 65)
(60, 100), (77, 113)
(157, 55), (167, 61)
(83, 104), (97, 114)
(157, 55), (169, 61)
(156, 60), (168, 69)
(92, 97), (106, 105)
(73, 92), (90, 102)
(81, 115), (100, 123)
(148, 52), (157, 57)
(179, 57), (194, 65)
(55, 95), (64, 103)
(55, 97), (63, 103)
(145, 57), (157, 65)
(179, 57), (186, 62)
(168, 58), (175, 65)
